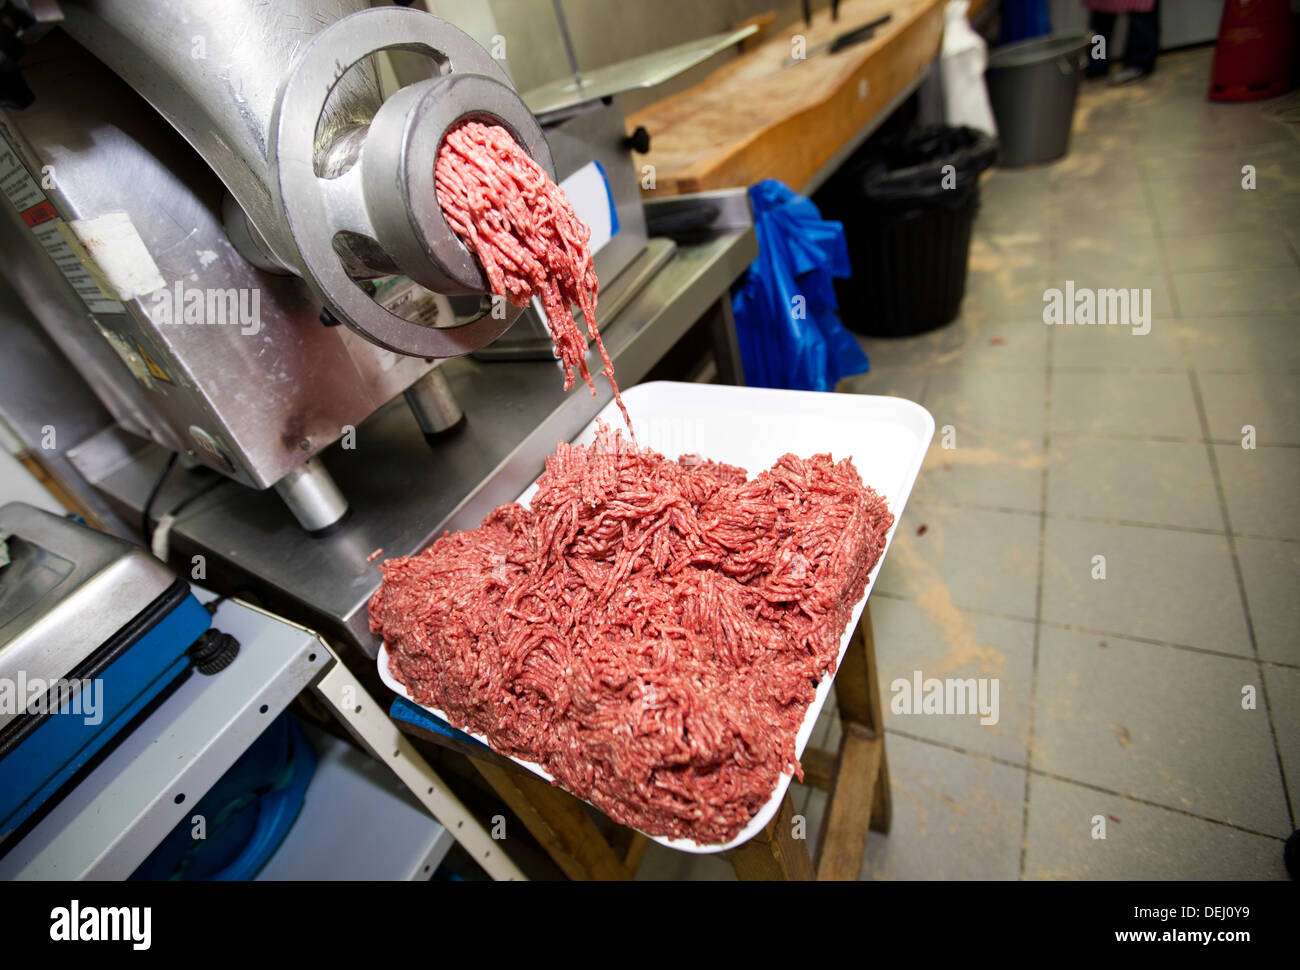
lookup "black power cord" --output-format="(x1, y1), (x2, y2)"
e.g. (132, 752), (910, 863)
(141, 456), (228, 551)
(140, 452), (178, 546)
(166, 474), (224, 519)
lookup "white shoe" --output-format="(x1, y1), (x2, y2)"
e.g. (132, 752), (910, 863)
(1109, 67), (1150, 86)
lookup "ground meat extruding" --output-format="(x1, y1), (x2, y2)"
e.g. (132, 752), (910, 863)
(435, 120), (630, 431)
(370, 425), (893, 845)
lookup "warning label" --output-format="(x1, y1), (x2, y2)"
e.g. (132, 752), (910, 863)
(0, 125), (125, 315)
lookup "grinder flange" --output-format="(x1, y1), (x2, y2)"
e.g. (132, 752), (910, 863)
(269, 6), (556, 358)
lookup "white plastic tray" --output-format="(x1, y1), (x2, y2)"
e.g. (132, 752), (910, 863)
(378, 380), (934, 853)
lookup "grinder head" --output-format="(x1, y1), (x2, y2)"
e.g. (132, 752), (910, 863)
(269, 7), (555, 358)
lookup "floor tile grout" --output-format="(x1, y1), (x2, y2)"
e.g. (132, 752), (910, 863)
(1187, 365), (1296, 831)
(905, 497), (1300, 542)
(1154, 126), (1297, 829)
(1050, 367), (1300, 376)
(1279, 216), (1300, 266)
(885, 728), (1289, 843)
(917, 425), (1300, 449)
(1019, 287), (1055, 879)
(869, 589), (1300, 670)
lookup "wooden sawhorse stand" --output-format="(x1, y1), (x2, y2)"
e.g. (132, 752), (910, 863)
(395, 604), (890, 880)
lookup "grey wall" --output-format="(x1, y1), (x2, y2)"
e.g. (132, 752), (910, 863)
(486, 0), (811, 113)
(425, 1), (1232, 121)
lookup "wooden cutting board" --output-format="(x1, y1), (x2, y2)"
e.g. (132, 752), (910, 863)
(626, 0), (946, 197)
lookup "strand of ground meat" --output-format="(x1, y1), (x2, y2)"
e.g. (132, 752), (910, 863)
(435, 120), (631, 432)
(370, 425), (893, 845)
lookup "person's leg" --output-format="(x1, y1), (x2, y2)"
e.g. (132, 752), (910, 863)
(1123, 2), (1160, 74)
(1086, 11), (1117, 78)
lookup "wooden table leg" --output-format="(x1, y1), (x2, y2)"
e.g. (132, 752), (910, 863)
(725, 790), (814, 880)
(471, 759), (633, 881)
(803, 604), (893, 880)
(870, 739), (892, 835)
(622, 833), (650, 874)
(814, 724), (885, 879)
(607, 825), (651, 875)
(831, 603), (892, 833)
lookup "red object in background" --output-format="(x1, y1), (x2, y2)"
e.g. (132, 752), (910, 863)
(1209, 0), (1296, 101)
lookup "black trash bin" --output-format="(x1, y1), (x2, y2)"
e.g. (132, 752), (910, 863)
(815, 125), (998, 337)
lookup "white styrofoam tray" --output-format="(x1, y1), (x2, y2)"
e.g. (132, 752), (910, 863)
(379, 380), (934, 853)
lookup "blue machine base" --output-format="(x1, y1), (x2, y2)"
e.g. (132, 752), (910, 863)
(0, 591), (212, 841)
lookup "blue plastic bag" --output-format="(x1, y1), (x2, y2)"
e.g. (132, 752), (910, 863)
(998, 0), (1051, 44)
(731, 180), (868, 392)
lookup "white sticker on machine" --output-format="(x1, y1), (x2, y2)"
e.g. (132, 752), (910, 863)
(66, 211), (167, 300)
(560, 160), (620, 255)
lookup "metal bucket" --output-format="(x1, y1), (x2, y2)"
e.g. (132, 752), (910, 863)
(985, 32), (1091, 166)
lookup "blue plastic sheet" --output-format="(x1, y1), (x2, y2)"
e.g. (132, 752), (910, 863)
(731, 180), (868, 392)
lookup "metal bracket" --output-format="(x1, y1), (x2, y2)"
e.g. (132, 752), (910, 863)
(310, 650), (526, 880)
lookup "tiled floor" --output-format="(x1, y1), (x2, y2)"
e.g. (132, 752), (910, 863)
(638, 47), (1298, 880)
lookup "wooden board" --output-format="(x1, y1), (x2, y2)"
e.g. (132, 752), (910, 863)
(472, 759), (634, 881)
(812, 602), (892, 879)
(725, 791), (815, 881)
(814, 725), (885, 880)
(834, 603), (893, 835)
(799, 745), (839, 792)
(626, 0), (945, 197)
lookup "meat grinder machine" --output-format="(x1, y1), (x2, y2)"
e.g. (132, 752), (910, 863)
(0, 0), (667, 533)
(0, 0), (759, 664)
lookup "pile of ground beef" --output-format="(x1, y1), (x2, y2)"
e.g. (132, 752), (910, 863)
(370, 425), (893, 844)
(435, 120), (630, 430)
